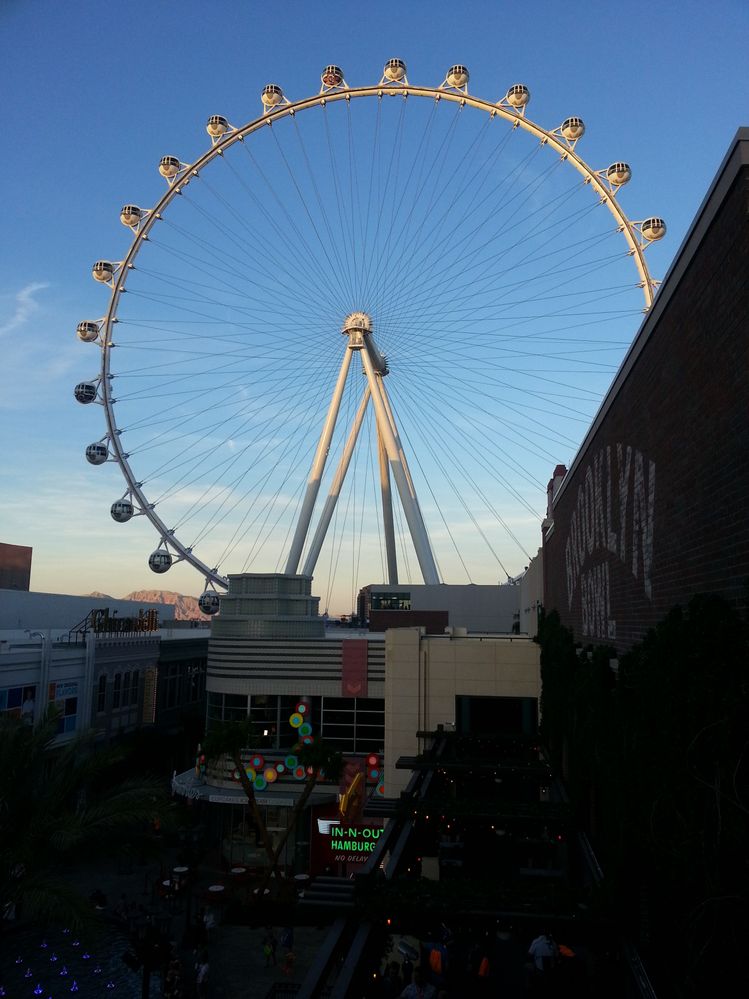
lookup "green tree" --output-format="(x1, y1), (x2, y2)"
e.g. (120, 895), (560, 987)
(0, 709), (168, 932)
(258, 738), (343, 892)
(202, 720), (343, 887)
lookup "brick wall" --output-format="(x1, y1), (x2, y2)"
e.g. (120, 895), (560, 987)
(543, 162), (749, 652)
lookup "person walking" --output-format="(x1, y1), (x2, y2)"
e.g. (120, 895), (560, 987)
(527, 930), (558, 974)
(195, 951), (209, 999)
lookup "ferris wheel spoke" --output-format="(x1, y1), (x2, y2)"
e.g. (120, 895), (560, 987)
(389, 381), (538, 560)
(374, 104), (487, 317)
(366, 100), (459, 319)
(362, 96), (435, 315)
(187, 175), (341, 321)
(378, 137), (545, 326)
(235, 141), (349, 313)
(390, 386), (517, 575)
(167, 182), (338, 320)
(383, 155), (565, 322)
(269, 123), (355, 309)
(141, 363), (336, 506)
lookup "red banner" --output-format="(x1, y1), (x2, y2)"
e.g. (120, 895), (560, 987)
(341, 639), (368, 697)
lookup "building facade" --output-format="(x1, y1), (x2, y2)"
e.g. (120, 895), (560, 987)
(358, 581), (521, 633)
(543, 129), (749, 652)
(384, 628), (541, 795)
(0, 542), (32, 591)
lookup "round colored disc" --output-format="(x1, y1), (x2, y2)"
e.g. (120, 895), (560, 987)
(289, 713), (303, 728)
(299, 722), (312, 736)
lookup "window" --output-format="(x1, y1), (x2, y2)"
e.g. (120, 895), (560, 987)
(96, 675), (107, 713)
(131, 671), (139, 707)
(250, 694), (278, 744)
(0, 684), (37, 724)
(208, 692), (223, 723)
(164, 665), (180, 709)
(123, 672), (131, 707)
(370, 591), (411, 611)
(113, 673), (122, 709)
(49, 681), (79, 735)
(224, 693), (248, 722)
(317, 696), (384, 753)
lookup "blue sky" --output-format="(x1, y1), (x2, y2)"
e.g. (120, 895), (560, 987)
(1, 0), (748, 612)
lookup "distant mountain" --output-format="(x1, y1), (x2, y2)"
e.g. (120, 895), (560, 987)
(82, 589), (208, 621)
(123, 590), (209, 621)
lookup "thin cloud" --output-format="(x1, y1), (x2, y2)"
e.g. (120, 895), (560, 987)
(0, 282), (49, 336)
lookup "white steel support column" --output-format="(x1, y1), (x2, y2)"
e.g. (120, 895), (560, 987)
(377, 425), (398, 584)
(285, 347), (354, 574)
(380, 381), (420, 508)
(302, 387), (371, 577)
(359, 348), (440, 585)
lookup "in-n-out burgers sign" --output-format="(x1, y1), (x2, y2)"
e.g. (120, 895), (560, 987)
(317, 818), (383, 863)
(561, 444), (655, 640)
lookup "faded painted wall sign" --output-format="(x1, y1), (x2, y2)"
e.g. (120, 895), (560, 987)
(562, 444), (655, 639)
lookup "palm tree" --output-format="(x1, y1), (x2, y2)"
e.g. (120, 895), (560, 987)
(0, 709), (169, 932)
(202, 720), (343, 887)
(201, 718), (279, 872)
(259, 738), (344, 891)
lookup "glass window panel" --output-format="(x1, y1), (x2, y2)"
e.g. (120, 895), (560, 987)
(323, 710), (355, 725)
(323, 697), (356, 710)
(97, 675), (107, 713)
(356, 698), (384, 711)
(354, 736), (384, 753)
(322, 723), (355, 738)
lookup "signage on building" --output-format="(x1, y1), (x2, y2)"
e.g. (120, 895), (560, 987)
(92, 608), (159, 636)
(316, 818), (383, 864)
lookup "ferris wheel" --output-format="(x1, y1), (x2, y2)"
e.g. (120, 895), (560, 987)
(74, 60), (665, 613)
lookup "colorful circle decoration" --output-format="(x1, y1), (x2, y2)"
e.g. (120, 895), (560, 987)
(376, 780), (386, 796)
(254, 776), (267, 791)
(369, 768), (380, 780)
(285, 755), (298, 769)
(245, 767), (257, 782)
(289, 713), (303, 728)
(299, 722), (312, 737)
(296, 701), (308, 714)
(367, 754), (379, 767)
(293, 766), (306, 780)
(276, 763), (286, 774)
(263, 767), (278, 783)
(251, 755), (264, 769)
(302, 735), (314, 746)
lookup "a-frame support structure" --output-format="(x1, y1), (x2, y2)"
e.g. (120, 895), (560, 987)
(284, 312), (440, 585)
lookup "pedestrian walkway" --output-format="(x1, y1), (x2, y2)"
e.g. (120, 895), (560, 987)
(61, 851), (329, 999)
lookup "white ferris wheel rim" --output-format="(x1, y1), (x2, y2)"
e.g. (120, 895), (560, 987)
(85, 77), (659, 592)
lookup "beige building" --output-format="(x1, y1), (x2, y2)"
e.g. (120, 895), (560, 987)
(384, 628), (541, 794)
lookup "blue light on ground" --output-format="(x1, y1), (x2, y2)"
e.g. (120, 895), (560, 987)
(0, 927), (161, 998)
